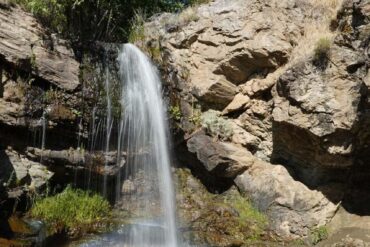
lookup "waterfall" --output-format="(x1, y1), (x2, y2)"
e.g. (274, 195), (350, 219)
(116, 44), (178, 247)
(103, 67), (112, 197)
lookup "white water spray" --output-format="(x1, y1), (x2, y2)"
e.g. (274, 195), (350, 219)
(117, 44), (178, 247)
(103, 67), (112, 197)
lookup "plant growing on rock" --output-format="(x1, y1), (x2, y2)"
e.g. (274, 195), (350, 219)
(201, 110), (233, 140)
(313, 37), (331, 70)
(128, 10), (146, 45)
(30, 186), (111, 237)
(169, 105), (182, 121)
(309, 225), (328, 245)
(176, 168), (268, 245)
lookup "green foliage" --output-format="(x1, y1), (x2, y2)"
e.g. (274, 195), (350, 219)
(201, 110), (233, 140)
(128, 10), (146, 44)
(30, 186), (111, 236)
(226, 194), (268, 240)
(189, 0), (212, 6)
(176, 168), (268, 245)
(313, 37), (331, 69)
(12, 0), (192, 42)
(19, 0), (68, 32)
(169, 105), (182, 121)
(309, 226), (328, 245)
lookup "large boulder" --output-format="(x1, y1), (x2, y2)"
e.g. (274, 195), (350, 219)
(186, 130), (252, 178)
(235, 160), (339, 239)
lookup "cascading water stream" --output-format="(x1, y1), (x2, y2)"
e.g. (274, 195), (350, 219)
(116, 44), (178, 247)
(103, 67), (112, 197)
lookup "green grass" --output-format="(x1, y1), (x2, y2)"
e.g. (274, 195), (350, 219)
(309, 225), (328, 245)
(176, 168), (268, 245)
(128, 10), (146, 44)
(30, 186), (111, 236)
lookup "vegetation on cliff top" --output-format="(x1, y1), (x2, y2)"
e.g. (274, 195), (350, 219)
(11, 0), (211, 42)
(30, 186), (111, 237)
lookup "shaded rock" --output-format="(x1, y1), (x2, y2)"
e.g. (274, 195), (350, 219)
(272, 0), (370, 185)
(235, 160), (339, 239)
(0, 6), (79, 91)
(191, 76), (238, 110)
(230, 120), (260, 151)
(26, 147), (125, 176)
(187, 130), (252, 178)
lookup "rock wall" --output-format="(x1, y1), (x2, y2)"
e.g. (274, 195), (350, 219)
(140, 0), (370, 239)
(0, 3), (123, 220)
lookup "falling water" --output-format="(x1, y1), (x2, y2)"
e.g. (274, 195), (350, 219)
(40, 110), (47, 163)
(103, 67), (112, 197)
(116, 44), (178, 247)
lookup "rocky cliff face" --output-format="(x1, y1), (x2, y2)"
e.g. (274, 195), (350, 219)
(140, 0), (370, 240)
(0, 2), (122, 226)
(0, 0), (369, 245)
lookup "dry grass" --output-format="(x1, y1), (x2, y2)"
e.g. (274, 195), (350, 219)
(178, 6), (199, 25)
(311, 0), (343, 9)
(288, 0), (343, 64)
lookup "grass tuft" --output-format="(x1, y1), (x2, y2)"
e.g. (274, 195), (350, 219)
(30, 185), (111, 236)
(313, 37), (331, 69)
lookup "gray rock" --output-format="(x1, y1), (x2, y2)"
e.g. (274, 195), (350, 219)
(0, 6), (80, 91)
(235, 160), (338, 239)
(187, 130), (253, 178)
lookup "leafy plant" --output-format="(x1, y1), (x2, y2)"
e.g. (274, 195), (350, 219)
(201, 110), (233, 140)
(309, 226), (328, 245)
(30, 186), (111, 236)
(12, 0), (192, 42)
(169, 105), (182, 121)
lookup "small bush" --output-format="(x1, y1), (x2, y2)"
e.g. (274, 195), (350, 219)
(201, 110), (233, 140)
(30, 186), (110, 236)
(313, 37), (331, 69)
(309, 226), (328, 245)
(169, 105), (182, 121)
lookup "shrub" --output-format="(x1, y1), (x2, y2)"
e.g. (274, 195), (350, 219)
(30, 186), (110, 236)
(313, 37), (331, 69)
(309, 226), (328, 245)
(11, 0), (188, 42)
(201, 110), (233, 140)
(169, 105), (182, 121)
